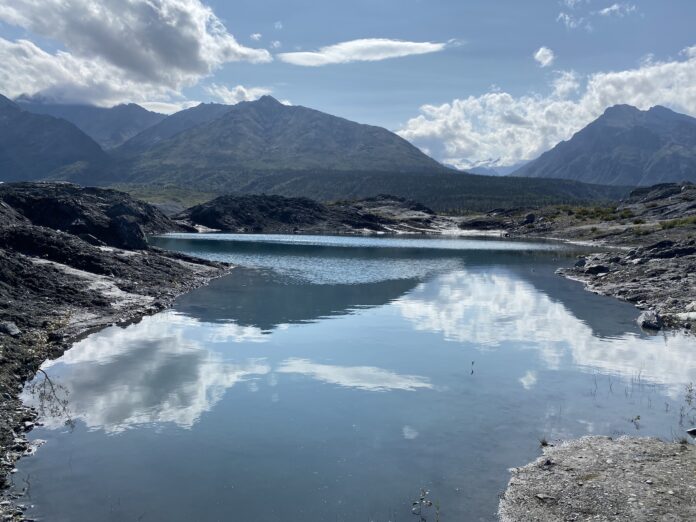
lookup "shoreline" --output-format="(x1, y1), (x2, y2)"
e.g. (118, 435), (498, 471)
(0, 252), (231, 519)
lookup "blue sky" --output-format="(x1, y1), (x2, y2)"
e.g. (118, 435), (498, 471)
(201, 0), (696, 128)
(1, 0), (695, 167)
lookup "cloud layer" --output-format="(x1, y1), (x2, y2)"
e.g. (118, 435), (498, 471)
(399, 46), (696, 169)
(0, 0), (271, 106)
(205, 83), (272, 104)
(277, 38), (448, 66)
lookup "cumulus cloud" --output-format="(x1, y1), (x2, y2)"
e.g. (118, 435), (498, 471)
(559, 1), (637, 30)
(250, 33), (262, 41)
(205, 83), (272, 104)
(270, 40), (282, 49)
(0, 0), (271, 106)
(597, 3), (637, 17)
(277, 38), (449, 67)
(534, 46), (555, 67)
(398, 45), (696, 169)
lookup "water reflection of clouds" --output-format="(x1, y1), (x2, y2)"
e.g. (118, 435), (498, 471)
(39, 315), (271, 433)
(396, 270), (696, 391)
(276, 358), (433, 392)
(34, 316), (433, 432)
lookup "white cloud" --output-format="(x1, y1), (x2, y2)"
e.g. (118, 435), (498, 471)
(274, 21), (283, 30)
(597, 3), (637, 17)
(139, 100), (202, 114)
(557, 12), (589, 30)
(205, 83), (272, 104)
(250, 33), (262, 41)
(534, 46), (555, 68)
(0, 0), (271, 106)
(270, 40), (282, 49)
(277, 38), (449, 67)
(398, 45), (696, 169)
(562, 0), (586, 7)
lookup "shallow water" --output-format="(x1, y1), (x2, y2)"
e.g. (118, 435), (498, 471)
(13, 234), (696, 521)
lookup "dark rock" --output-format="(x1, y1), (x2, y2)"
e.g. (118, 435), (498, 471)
(0, 322), (20, 337)
(0, 182), (187, 249)
(459, 216), (507, 230)
(77, 233), (106, 246)
(637, 310), (663, 330)
(523, 213), (536, 224)
(574, 258), (587, 268)
(585, 264), (610, 275)
(110, 215), (148, 250)
(176, 193), (448, 235)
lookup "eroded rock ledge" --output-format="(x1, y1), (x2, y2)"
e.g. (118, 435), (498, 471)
(559, 239), (696, 331)
(499, 436), (696, 521)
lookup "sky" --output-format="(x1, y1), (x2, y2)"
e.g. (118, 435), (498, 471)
(0, 0), (695, 169)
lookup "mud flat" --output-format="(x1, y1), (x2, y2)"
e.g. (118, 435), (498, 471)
(499, 436), (696, 521)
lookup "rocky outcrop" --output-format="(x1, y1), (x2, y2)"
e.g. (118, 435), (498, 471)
(560, 239), (696, 331)
(175, 193), (460, 234)
(0, 182), (194, 249)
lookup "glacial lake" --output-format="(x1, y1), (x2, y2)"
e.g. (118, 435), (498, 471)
(13, 234), (696, 521)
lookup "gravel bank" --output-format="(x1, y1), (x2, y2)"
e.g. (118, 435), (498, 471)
(499, 436), (696, 521)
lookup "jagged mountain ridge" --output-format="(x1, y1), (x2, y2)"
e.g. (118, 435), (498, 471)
(513, 104), (696, 185)
(15, 98), (166, 149)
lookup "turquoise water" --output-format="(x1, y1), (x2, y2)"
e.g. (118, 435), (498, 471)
(13, 234), (696, 521)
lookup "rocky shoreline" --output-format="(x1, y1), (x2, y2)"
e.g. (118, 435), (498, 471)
(559, 239), (696, 332)
(0, 183), (231, 519)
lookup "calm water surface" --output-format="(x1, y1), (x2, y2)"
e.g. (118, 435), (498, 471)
(13, 234), (696, 521)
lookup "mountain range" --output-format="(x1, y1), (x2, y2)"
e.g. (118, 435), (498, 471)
(0, 92), (671, 210)
(514, 104), (696, 185)
(115, 102), (232, 155)
(16, 97), (165, 149)
(115, 95), (448, 179)
(0, 94), (107, 182)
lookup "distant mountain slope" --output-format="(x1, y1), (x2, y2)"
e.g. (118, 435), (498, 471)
(116, 102), (232, 155)
(0, 94), (108, 182)
(16, 98), (165, 149)
(514, 105), (696, 185)
(118, 96), (447, 177)
(121, 169), (631, 213)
